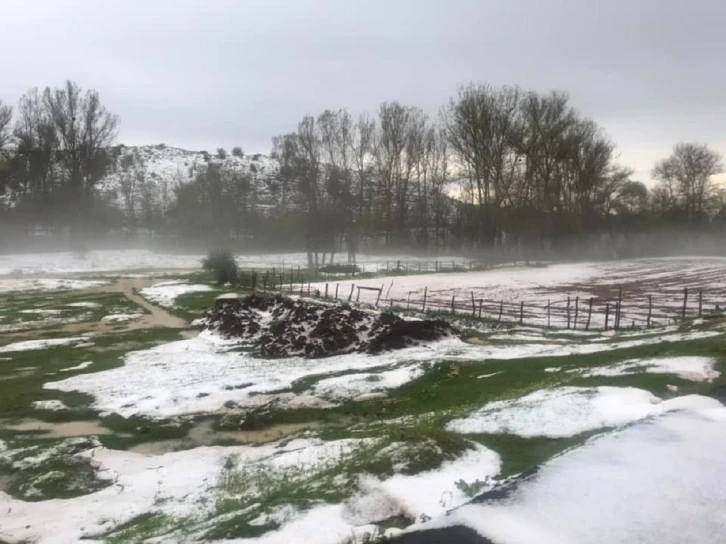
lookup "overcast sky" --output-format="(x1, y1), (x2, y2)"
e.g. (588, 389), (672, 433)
(1, 0), (725, 184)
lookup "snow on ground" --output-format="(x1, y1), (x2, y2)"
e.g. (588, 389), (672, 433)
(138, 281), (214, 307)
(446, 387), (720, 438)
(0, 437), (371, 544)
(100, 313), (144, 323)
(44, 329), (721, 419)
(0, 249), (471, 277)
(0, 278), (108, 292)
(581, 356), (720, 382)
(313, 257), (726, 328)
(380, 443), (501, 522)
(65, 301), (101, 308)
(60, 361), (94, 372)
(311, 365), (425, 401)
(443, 396), (726, 544)
(31, 400), (69, 411)
(0, 337), (89, 353)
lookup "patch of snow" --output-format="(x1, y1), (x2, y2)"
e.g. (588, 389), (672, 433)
(446, 387), (716, 438)
(582, 356), (720, 382)
(66, 302), (101, 308)
(32, 400), (69, 411)
(0, 337), (89, 353)
(311, 365), (425, 401)
(60, 361), (94, 372)
(0, 278), (107, 293)
(19, 309), (64, 315)
(448, 395), (726, 544)
(379, 443), (501, 522)
(100, 313), (143, 323)
(139, 281), (214, 307)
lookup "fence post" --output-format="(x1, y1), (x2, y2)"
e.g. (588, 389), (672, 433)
(252, 272), (257, 291)
(605, 303), (610, 331)
(547, 300), (551, 328)
(566, 296), (571, 329)
(586, 298), (593, 330)
(647, 295), (652, 327)
(307, 283), (311, 296)
(698, 289), (703, 317)
(356, 287), (360, 302)
(471, 292), (476, 316)
(263, 272), (268, 291)
(451, 296), (456, 315)
(348, 284), (355, 302)
(573, 296), (579, 329)
(376, 287), (383, 307)
(407, 291), (411, 309)
(498, 300), (503, 322)
(423, 287), (427, 312)
(325, 284), (328, 298)
(335, 284), (339, 300)
(300, 283), (304, 297)
(290, 269), (293, 292)
(479, 299), (483, 318)
(682, 288), (688, 320)
(615, 288), (623, 330)
(519, 301), (524, 324)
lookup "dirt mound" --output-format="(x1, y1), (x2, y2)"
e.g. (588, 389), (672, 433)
(203, 293), (458, 358)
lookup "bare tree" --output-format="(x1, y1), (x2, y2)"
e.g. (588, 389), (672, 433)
(653, 143), (724, 223)
(43, 80), (119, 221)
(0, 99), (12, 155)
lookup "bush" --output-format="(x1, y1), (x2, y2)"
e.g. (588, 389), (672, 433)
(203, 250), (238, 285)
(319, 263), (360, 274)
(232, 146), (244, 158)
(216, 147), (227, 159)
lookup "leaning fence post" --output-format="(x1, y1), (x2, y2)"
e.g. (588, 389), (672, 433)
(698, 289), (703, 318)
(348, 284), (355, 302)
(586, 298), (593, 330)
(376, 287), (383, 307)
(573, 296), (579, 329)
(566, 296), (571, 329)
(423, 286), (428, 312)
(682, 288), (688, 320)
(470, 292), (476, 316)
(451, 296), (456, 315)
(547, 300), (551, 329)
(605, 303), (610, 331)
(647, 295), (652, 327)
(335, 283), (339, 300)
(519, 301), (524, 324)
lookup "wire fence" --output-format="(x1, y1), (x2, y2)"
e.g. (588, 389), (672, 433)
(233, 266), (718, 331)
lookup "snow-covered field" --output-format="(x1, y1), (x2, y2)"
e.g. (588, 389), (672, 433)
(2, 254), (726, 543)
(316, 257), (726, 328)
(0, 249), (471, 277)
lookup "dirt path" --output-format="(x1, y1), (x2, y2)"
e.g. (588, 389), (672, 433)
(3, 277), (189, 340)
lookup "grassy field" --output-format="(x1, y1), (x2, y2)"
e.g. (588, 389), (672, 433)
(1, 270), (725, 543)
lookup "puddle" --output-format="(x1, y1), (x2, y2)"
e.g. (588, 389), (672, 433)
(130, 420), (323, 455)
(2, 419), (114, 437)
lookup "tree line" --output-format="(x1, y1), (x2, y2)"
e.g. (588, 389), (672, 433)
(1, 80), (724, 262)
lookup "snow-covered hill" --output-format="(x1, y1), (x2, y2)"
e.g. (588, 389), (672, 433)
(98, 144), (280, 214)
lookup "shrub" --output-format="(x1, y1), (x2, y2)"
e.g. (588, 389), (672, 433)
(231, 146), (244, 158)
(203, 250), (238, 285)
(216, 147), (227, 159)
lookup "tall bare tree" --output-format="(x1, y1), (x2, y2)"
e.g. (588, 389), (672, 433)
(653, 143), (724, 223)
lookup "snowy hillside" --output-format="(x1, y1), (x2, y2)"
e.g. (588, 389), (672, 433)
(98, 144), (280, 214)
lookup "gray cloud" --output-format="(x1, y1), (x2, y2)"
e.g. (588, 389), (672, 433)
(1, 0), (725, 182)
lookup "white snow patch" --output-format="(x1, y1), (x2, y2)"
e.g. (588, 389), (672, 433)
(100, 313), (143, 323)
(582, 356), (720, 382)
(446, 386), (714, 438)
(449, 395), (726, 544)
(139, 281), (214, 307)
(380, 443), (501, 522)
(66, 301), (101, 308)
(19, 309), (64, 315)
(312, 365), (425, 401)
(0, 278), (107, 293)
(60, 361), (94, 372)
(0, 337), (89, 353)
(31, 400), (69, 411)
